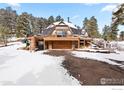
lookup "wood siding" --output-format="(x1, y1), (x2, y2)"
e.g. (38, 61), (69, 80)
(52, 41), (72, 49)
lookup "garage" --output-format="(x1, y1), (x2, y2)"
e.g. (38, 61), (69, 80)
(52, 41), (72, 49)
(44, 37), (80, 50)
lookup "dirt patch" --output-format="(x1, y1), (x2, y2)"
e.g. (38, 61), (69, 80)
(44, 50), (124, 85)
(44, 50), (71, 56)
(17, 47), (29, 50)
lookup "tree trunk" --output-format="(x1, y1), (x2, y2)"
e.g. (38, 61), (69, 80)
(3, 36), (7, 46)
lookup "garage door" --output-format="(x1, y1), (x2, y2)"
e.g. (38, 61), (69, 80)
(52, 41), (72, 49)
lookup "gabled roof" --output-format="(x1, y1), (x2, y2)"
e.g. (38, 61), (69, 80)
(43, 21), (85, 36)
(42, 27), (55, 36)
(81, 29), (88, 37)
(47, 21), (78, 29)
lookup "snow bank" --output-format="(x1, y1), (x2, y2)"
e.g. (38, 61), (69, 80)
(0, 42), (80, 85)
(7, 37), (25, 42)
(110, 41), (124, 51)
(72, 51), (124, 68)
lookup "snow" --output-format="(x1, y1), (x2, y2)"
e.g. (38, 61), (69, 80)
(7, 37), (24, 42)
(0, 42), (80, 85)
(74, 41), (124, 68)
(64, 21), (77, 29)
(110, 41), (124, 50)
(113, 4), (121, 13)
(47, 21), (77, 29)
(72, 51), (124, 68)
(46, 24), (54, 29)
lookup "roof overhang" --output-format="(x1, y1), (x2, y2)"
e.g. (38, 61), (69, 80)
(44, 37), (79, 41)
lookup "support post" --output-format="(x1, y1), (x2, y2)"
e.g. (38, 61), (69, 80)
(44, 40), (46, 50)
(78, 39), (80, 49)
(84, 40), (85, 48)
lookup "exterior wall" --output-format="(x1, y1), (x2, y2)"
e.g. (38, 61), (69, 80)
(29, 36), (92, 50)
(80, 39), (92, 48)
(29, 36), (37, 51)
(44, 40), (79, 50)
(51, 25), (72, 36)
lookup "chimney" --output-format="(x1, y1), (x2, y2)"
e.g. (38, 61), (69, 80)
(67, 17), (70, 23)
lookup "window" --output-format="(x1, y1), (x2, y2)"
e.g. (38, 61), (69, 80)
(56, 31), (67, 37)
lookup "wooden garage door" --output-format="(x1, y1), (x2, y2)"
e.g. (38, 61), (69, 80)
(52, 41), (72, 49)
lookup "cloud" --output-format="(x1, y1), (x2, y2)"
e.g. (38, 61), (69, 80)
(7, 3), (21, 10)
(71, 15), (80, 20)
(83, 3), (100, 6)
(101, 4), (118, 12)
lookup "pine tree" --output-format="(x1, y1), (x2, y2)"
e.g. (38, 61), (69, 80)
(0, 7), (17, 36)
(0, 24), (10, 46)
(55, 15), (64, 22)
(48, 16), (54, 25)
(110, 31), (118, 40)
(16, 12), (32, 37)
(120, 31), (124, 40)
(37, 17), (47, 34)
(102, 25), (111, 41)
(83, 17), (88, 29)
(89, 16), (100, 38)
(111, 4), (124, 40)
(83, 16), (100, 38)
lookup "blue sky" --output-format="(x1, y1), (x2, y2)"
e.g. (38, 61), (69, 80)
(0, 3), (123, 33)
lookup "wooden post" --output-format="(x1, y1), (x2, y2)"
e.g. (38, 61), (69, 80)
(44, 40), (46, 50)
(84, 40), (85, 48)
(78, 39), (80, 49)
(48, 42), (52, 50)
(72, 41), (75, 50)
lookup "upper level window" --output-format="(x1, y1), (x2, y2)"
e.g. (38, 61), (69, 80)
(56, 31), (67, 37)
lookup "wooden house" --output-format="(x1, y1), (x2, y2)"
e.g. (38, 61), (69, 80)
(28, 21), (92, 50)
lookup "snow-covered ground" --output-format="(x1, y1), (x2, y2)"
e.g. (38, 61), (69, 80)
(110, 41), (124, 50)
(0, 42), (80, 85)
(72, 51), (124, 68)
(72, 41), (124, 68)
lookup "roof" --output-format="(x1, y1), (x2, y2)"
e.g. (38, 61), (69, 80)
(44, 36), (79, 41)
(42, 27), (55, 36)
(43, 21), (89, 36)
(81, 29), (88, 37)
(47, 21), (78, 29)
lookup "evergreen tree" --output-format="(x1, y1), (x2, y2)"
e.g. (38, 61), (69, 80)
(110, 25), (118, 40)
(120, 31), (124, 40)
(102, 25), (111, 41)
(29, 15), (40, 35)
(110, 31), (118, 40)
(55, 15), (64, 22)
(16, 12), (32, 37)
(48, 16), (54, 25)
(0, 24), (10, 46)
(83, 17), (88, 29)
(37, 17), (48, 34)
(111, 4), (124, 40)
(89, 16), (100, 38)
(0, 7), (17, 36)
(83, 16), (100, 38)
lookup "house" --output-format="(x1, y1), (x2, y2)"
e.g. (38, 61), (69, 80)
(28, 21), (92, 50)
